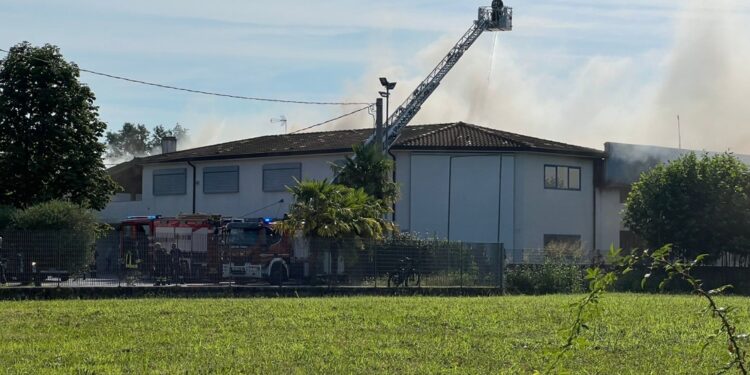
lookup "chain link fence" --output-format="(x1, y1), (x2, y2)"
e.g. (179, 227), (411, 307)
(0, 231), (506, 289)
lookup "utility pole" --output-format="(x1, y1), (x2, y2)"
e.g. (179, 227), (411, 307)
(677, 115), (682, 149)
(375, 98), (383, 151)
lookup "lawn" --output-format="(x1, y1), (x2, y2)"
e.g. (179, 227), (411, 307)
(1, 294), (749, 374)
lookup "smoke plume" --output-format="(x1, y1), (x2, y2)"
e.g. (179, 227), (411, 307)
(338, 0), (750, 153)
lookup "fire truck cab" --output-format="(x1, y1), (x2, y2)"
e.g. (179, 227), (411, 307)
(221, 219), (291, 285)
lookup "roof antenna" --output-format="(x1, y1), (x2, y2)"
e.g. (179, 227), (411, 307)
(677, 114), (682, 149)
(271, 115), (288, 134)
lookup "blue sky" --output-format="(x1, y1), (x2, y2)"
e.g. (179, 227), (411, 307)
(3, 1), (750, 153)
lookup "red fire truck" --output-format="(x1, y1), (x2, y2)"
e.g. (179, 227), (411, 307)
(117, 214), (302, 285)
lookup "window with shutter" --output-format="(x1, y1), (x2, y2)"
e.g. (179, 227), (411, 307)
(153, 168), (187, 196)
(203, 166), (239, 194)
(263, 163), (301, 192)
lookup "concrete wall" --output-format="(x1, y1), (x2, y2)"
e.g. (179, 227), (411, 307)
(513, 153), (595, 251)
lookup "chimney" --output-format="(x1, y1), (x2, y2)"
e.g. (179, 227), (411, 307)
(161, 136), (177, 154)
(375, 98), (383, 151)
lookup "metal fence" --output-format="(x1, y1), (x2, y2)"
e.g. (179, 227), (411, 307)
(0, 231), (505, 289)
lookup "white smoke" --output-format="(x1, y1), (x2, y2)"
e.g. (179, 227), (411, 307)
(336, 0), (750, 153)
(163, 0), (750, 156)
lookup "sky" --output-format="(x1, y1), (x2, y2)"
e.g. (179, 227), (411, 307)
(2, 0), (750, 154)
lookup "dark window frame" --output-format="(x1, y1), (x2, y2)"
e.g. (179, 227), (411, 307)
(203, 166), (240, 194)
(153, 168), (187, 196)
(262, 163), (302, 192)
(543, 164), (582, 191)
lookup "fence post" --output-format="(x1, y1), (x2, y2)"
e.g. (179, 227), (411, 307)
(499, 243), (505, 293)
(373, 240), (377, 288)
(460, 245), (464, 289)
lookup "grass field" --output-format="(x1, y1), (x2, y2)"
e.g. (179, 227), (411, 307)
(1, 294), (749, 374)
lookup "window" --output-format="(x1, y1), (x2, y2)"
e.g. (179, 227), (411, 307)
(263, 163), (301, 192)
(203, 166), (239, 194)
(153, 168), (186, 196)
(544, 165), (581, 190)
(543, 234), (582, 249)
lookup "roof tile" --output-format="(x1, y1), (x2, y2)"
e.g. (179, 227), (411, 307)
(135, 122), (602, 165)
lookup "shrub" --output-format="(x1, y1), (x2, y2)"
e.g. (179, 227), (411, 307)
(505, 263), (585, 294)
(0, 205), (16, 230)
(4, 200), (100, 273)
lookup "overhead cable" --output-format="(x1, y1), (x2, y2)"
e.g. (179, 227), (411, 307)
(0, 47), (370, 106)
(290, 104), (373, 134)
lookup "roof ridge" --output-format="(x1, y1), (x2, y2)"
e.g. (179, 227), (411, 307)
(395, 122), (460, 145)
(456, 122), (602, 152)
(449, 122), (527, 147)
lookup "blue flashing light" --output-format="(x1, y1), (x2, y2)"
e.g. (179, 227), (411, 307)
(126, 215), (160, 220)
(263, 217), (272, 223)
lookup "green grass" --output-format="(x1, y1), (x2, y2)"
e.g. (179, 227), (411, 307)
(1, 294), (749, 374)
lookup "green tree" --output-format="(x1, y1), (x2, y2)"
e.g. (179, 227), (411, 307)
(333, 144), (399, 205)
(151, 123), (187, 146)
(0, 205), (16, 230)
(623, 152), (750, 260)
(105, 122), (188, 159)
(0, 42), (119, 210)
(105, 123), (151, 159)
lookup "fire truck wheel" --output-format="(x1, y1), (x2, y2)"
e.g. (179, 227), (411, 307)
(269, 264), (286, 286)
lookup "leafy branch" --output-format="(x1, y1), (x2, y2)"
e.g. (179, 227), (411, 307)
(646, 247), (748, 374)
(546, 247), (636, 373)
(547, 245), (749, 374)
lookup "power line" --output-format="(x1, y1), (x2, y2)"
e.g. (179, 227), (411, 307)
(0, 47), (370, 106)
(290, 104), (373, 134)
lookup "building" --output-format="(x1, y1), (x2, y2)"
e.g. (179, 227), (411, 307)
(596, 142), (750, 252)
(102, 122), (606, 253)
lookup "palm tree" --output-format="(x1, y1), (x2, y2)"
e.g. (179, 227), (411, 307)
(333, 144), (399, 206)
(278, 179), (394, 239)
(278, 179), (395, 278)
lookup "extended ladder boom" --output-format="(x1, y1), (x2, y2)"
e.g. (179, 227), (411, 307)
(365, 5), (512, 151)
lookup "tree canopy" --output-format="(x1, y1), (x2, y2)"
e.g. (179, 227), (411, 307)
(105, 122), (188, 159)
(0, 42), (119, 210)
(277, 179), (394, 239)
(332, 144), (399, 206)
(623, 152), (750, 260)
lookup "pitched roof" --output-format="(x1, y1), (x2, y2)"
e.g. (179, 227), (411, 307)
(134, 122), (603, 164)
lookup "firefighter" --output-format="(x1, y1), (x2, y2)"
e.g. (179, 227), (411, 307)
(153, 243), (168, 286)
(170, 243), (183, 284)
(492, 0), (504, 23)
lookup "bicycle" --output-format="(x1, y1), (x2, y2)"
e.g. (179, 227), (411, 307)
(388, 257), (421, 288)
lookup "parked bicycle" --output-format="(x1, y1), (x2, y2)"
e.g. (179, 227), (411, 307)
(388, 257), (421, 288)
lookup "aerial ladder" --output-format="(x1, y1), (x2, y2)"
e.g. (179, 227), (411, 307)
(365, 4), (513, 151)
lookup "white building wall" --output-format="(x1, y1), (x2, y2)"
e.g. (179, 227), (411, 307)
(596, 187), (623, 251)
(141, 162), (194, 217)
(406, 152), (506, 243)
(193, 154), (343, 218)
(513, 153), (595, 251)
(409, 154), (452, 239)
(98, 153), (346, 223)
(393, 151), (411, 231)
(499, 155), (515, 249)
